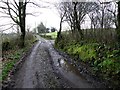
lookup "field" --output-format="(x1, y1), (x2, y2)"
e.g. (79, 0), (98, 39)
(40, 32), (57, 39)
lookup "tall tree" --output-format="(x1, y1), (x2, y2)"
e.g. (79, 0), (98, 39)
(117, 1), (120, 46)
(0, 0), (41, 48)
(0, 0), (27, 47)
(19, 0), (26, 47)
(106, 2), (117, 29)
(55, 2), (67, 43)
(61, 2), (98, 40)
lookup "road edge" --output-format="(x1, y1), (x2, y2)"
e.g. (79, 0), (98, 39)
(2, 41), (39, 88)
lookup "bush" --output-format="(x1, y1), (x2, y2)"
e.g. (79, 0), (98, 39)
(2, 41), (11, 51)
(40, 35), (52, 40)
(2, 33), (36, 51)
(55, 32), (120, 87)
(2, 33), (36, 80)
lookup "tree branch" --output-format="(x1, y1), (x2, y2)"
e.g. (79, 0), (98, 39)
(0, 23), (15, 27)
(0, 24), (17, 32)
(7, 0), (19, 25)
(13, 0), (19, 8)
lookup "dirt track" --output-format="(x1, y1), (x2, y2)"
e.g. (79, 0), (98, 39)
(5, 37), (104, 88)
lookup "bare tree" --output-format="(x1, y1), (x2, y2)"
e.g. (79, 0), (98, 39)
(61, 2), (74, 32)
(58, 2), (97, 40)
(55, 2), (67, 42)
(0, 0), (42, 47)
(117, 1), (120, 46)
(75, 2), (98, 39)
(88, 12), (100, 29)
(106, 2), (118, 29)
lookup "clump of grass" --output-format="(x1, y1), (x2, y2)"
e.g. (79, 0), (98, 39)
(2, 48), (26, 80)
(55, 33), (120, 88)
(40, 32), (57, 40)
(1, 33), (37, 81)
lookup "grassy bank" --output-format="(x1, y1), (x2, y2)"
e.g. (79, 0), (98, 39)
(1, 33), (37, 81)
(55, 32), (120, 88)
(39, 32), (57, 40)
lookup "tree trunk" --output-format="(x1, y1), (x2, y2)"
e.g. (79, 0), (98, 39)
(56, 18), (62, 43)
(20, 30), (25, 48)
(20, 15), (26, 48)
(19, 1), (26, 48)
(101, 9), (104, 29)
(117, 1), (120, 47)
(73, 2), (83, 40)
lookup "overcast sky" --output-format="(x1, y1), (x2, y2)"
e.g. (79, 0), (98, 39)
(26, 1), (63, 31)
(0, 0), (63, 33)
(25, 0), (116, 31)
(0, 0), (115, 33)
(0, 0), (92, 33)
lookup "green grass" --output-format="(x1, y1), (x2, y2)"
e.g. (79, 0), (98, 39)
(1, 33), (37, 81)
(40, 32), (57, 39)
(62, 43), (97, 63)
(55, 36), (120, 87)
(46, 32), (57, 36)
(2, 48), (27, 80)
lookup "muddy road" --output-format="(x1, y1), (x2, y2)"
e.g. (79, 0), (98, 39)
(5, 37), (104, 88)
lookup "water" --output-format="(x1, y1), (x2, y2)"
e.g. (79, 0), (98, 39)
(57, 58), (93, 88)
(47, 41), (94, 88)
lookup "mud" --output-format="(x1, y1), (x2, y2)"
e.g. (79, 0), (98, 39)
(2, 36), (106, 88)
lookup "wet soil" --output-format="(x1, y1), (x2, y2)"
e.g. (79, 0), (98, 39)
(2, 37), (107, 88)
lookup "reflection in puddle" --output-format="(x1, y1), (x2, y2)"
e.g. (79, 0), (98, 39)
(60, 59), (64, 64)
(58, 58), (86, 80)
(57, 58), (92, 88)
(58, 58), (65, 67)
(48, 42), (94, 88)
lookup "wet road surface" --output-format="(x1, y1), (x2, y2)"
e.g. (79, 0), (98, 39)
(12, 37), (96, 88)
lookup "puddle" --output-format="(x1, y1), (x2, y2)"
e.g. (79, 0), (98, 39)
(58, 58), (86, 80)
(48, 41), (93, 88)
(56, 58), (93, 88)
(60, 59), (64, 64)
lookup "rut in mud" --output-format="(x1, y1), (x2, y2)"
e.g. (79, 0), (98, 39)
(5, 37), (104, 88)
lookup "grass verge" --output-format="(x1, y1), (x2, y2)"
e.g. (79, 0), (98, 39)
(55, 34), (120, 88)
(39, 32), (57, 40)
(1, 33), (37, 81)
